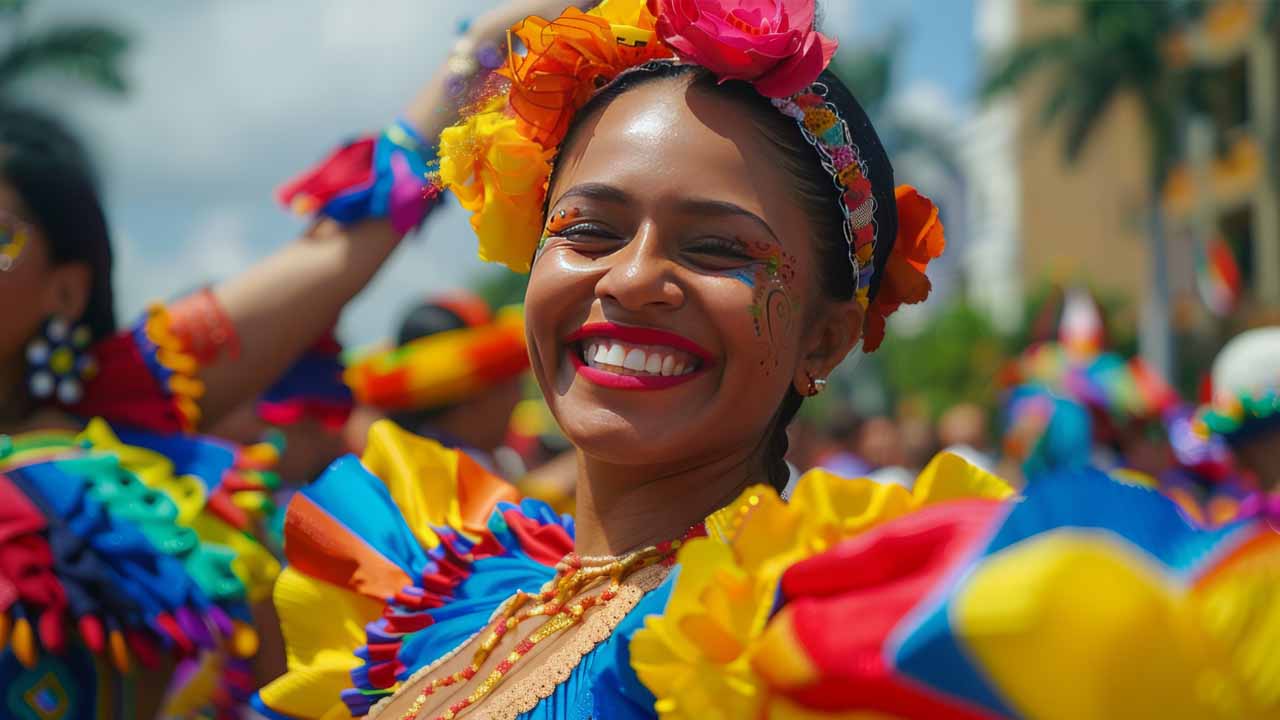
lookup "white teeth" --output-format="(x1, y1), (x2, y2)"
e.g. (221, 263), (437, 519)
(605, 344), (626, 366)
(579, 339), (699, 377)
(623, 348), (646, 371)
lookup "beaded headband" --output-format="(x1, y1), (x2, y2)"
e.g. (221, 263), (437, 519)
(772, 83), (878, 307)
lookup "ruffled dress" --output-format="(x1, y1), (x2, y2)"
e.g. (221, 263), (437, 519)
(1, 306), (281, 720)
(254, 421), (1280, 720)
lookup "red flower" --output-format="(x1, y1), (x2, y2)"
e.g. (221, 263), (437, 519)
(649, 0), (837, 98)
(862, 186), (946, 352)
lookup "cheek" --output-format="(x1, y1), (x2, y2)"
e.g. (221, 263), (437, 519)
(523, 252), (597, 385)
(0, 267), (52, 363)
(720, 246), (801, 374)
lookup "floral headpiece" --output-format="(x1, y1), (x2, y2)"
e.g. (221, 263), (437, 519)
(435, 0), (944, 352)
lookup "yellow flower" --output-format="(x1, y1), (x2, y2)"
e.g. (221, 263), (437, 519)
(630, 452), (1013, 719)
(437, 98), (554, 273)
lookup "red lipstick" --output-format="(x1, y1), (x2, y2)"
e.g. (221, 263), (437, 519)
(566, 322), (714, 391)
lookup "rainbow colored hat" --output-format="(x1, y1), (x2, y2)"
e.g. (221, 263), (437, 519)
(345, 299), (528, 412)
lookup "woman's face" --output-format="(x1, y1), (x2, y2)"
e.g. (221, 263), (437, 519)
(0, 180), (60, 370)
(525, 78), (853, 469)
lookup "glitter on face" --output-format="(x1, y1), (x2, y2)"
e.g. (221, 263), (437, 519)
(0, 217), (29, 272)
(730, 240), (796, 372)
(536, 207), (583, 257)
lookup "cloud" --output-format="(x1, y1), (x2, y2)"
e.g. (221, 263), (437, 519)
(24, 0), (981, 348)
(111, 204), (257, 310)
(26, 0), (507, 345)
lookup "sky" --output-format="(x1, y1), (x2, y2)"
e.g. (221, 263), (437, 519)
(23, 0), (976, 347)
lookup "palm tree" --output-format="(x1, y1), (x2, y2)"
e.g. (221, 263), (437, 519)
(979, 1), (1200, 378)
(0, 0), (130, 96)
(980, 1), (1190, 185)
(834, 31), (964, 180)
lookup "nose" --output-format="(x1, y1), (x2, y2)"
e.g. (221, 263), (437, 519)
(594, 221), (685, 312)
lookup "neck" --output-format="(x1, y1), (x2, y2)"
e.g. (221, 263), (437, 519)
(571, 444), (771, 556)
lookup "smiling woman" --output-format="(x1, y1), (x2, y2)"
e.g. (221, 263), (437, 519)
(253, 1), (1280, 720)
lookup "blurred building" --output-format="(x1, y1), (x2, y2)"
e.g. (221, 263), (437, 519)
(961, 0), (1023, 333)
(963, 0), (1154, 334)
(1162, 1), (1280, 323)
(970, 0), (1279, 382)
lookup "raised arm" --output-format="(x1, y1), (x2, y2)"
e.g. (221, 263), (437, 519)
(193, 1), (573, 427)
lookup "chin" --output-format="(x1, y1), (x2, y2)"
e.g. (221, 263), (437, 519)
(552, 402), (700, 467)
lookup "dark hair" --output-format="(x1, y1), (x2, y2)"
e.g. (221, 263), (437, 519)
(396, 301), (471, 346)
(0, 104), (116, 340)
(389, 299), (474, 427)
(550, 62), (897, 490)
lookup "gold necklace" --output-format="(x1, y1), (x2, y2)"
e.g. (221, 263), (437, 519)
(398, 527), (702, 720)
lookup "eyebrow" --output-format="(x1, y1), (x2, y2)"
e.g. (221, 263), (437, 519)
(553, 183), (781, 244)
(555, 183), (631, 205)
(673, 197), (780, 245)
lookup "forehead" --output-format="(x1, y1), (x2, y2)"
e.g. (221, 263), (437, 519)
(550, 79), (796, 215)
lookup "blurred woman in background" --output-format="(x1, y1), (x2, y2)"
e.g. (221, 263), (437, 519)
(0, 1), (556, 715)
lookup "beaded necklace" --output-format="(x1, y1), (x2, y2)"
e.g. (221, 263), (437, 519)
(397, 525), (705, 720)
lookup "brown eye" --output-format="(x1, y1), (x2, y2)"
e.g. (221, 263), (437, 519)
(557, 222), (616, 240)
(685, 237), (752, 262)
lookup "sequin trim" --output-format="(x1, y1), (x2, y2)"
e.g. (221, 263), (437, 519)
(772, 82), (878, 308)
(473, 563), (672, 720)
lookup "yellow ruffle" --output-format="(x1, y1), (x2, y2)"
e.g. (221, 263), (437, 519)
(143, 303), (206, 431)
(257, 566), (383, 719)
(630, 452), (1013, 720)
(956, 530), (1280, 719)
(360, 420), (465, 549)
(437, 99), (554, 273)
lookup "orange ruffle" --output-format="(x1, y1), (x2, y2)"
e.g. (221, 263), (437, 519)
(501, 1), (673, 149)
(862, 185), (945, 352)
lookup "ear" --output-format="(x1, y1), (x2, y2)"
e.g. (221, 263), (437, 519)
(41, 262), (91, 322)
(792, 299), (864, 395)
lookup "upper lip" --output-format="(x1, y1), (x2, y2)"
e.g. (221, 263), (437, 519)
(565, 322), (715, 365)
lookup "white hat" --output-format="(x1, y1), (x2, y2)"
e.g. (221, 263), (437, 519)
(1211, 326), (1280, 403)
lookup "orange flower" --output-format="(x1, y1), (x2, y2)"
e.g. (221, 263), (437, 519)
(501, 0), (673, 149)
(862, 185), (945, 352)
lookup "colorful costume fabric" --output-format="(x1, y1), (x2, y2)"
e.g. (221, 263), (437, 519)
(69, 305), (205, 434)
(253, 427), (1280, 720)
(258, 329), (354, 432)
(2, 306), (281, 720)
(0, 422), (280, 720)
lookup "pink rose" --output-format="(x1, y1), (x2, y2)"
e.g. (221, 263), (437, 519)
(649, 0), (838, 98)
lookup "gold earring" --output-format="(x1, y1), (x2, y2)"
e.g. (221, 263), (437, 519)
(805, 373), (828, 396)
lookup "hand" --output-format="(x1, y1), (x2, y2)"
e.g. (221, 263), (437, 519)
(402, 1), (591, 139)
